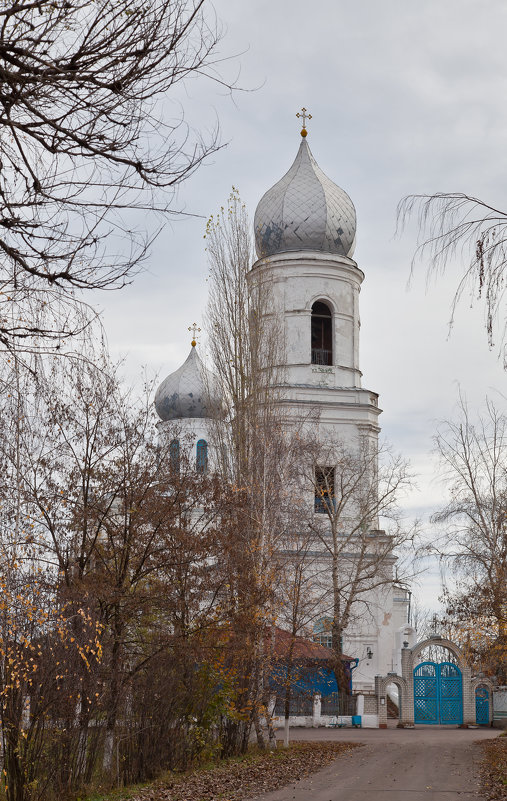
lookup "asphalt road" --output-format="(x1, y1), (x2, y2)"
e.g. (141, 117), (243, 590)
(246, 726), (501, 801)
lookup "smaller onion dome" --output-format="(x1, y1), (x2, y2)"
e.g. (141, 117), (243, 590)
(254, 138), (356, 259)
(155, 346), (221, 421)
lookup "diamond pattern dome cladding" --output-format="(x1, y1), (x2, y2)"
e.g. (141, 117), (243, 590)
(155, 347), (218, 421)
(254, 139), (356, 259)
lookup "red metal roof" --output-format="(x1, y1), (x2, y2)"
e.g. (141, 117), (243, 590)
(269, 626), (354, 662)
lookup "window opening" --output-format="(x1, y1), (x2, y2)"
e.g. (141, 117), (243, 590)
(314, 466), (335, 513)
(196, 439), (208, 473)
(169, 439), (180, 473)
(311, 301), (332, 365)
(313, 618), (333, 649)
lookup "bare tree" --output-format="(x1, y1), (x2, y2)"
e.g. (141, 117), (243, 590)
(397, 192), (506, 365)
(432, 394), (507, 680)
(306, 433), (415, 693)
(0, 0), (229, 351)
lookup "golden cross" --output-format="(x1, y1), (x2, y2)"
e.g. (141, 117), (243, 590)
(296, 107), (312, 137)
(188, 322), (201, 347)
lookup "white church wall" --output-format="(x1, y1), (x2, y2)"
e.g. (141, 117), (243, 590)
(250, 251), (364, 389)
(392, 624), (417, 676)
(343, 582), (407, 691)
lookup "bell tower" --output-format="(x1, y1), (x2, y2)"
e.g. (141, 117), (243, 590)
(249, 114), (380, 446)
(247, 113), (406, 694)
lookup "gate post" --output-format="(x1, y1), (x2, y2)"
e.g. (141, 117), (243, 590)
(401, 646), (414, 725)
(375, 676), (388, 728)
(462, 665), (475, 726)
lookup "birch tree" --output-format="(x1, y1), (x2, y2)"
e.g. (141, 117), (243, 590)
(204, 189), (304, 750)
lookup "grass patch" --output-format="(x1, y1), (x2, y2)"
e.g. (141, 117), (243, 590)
(79, 785), (151, 801)
(82, 741), (361, 801)
(480, 736), (507, 800)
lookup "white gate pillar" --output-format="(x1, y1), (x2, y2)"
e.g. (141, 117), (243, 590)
(375, 676), (388, 728)
(401, 646), (414, 725)
(461, 665), (475, 726)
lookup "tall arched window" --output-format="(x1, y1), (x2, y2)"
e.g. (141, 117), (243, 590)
(311, 301), (332, 365)
(196, 439), (208, 473)
(169, 439), (180, 473)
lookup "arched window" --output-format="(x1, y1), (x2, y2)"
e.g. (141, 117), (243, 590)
(196, 439), (208, 473)
(311, 301), (332, 365)
(169, 439), (180, 473)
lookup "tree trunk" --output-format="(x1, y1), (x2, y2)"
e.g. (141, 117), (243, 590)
(283, 716), (290, 748)
(283, 658), (294, 748)
(332, 620), (350, 697)
(252, 710), (266, 750)
(103, 614), (123, 774)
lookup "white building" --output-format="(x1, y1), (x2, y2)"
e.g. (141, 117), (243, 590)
(154, 123), (410, 693)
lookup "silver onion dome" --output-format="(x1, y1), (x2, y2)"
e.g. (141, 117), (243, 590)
(155, 346), (221, 421)
(254, 138), (356, 259)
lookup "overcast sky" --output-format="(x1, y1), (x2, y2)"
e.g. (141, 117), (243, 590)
(93, 0), (506, 612)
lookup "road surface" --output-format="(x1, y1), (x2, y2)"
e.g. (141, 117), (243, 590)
(246, 726), (500, 801)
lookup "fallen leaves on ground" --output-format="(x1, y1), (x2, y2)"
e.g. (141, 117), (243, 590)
(129, 741), (361, 801)
(480, 735), (507, 800)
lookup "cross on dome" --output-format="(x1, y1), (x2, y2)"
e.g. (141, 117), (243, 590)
(188, 322), (201, 347)
(296, 107), (312, 137)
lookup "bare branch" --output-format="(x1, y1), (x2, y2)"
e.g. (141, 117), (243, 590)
(0, 0), (233, 351)
(397, 192), (507, 366)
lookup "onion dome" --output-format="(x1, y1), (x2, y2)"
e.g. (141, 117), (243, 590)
(254, 138), (356, 259)
(155, 345), (221, 421)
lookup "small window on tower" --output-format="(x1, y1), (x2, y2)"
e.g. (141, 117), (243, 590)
(196, 439), (208, 474)
(311, 301), (333, 365)
(314, 466), (335, 513)
(169, 438), (180, 473)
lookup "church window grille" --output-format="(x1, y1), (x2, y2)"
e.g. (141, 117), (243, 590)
(196, 439), (208, 473)
(314, 466), (335, 513)
(311, 301), (333, 365)
(169, 439), (180, 473)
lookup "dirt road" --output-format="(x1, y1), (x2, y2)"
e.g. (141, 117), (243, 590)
(246, 726), (500, 801)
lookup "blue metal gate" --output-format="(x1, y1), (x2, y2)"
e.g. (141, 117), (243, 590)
(414, 661), (462, 725)
(475, 686), (489, 725)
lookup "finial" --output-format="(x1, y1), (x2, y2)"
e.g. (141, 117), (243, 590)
(188, 322), (201, 347)
(296, 107), (312, 137)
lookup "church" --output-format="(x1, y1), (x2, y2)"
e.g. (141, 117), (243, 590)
(154, 111), (413, 702)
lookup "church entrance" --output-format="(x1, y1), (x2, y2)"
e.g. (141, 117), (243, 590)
(413, 661), (463, 725)
(377, 636), (493, 727)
